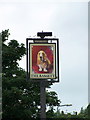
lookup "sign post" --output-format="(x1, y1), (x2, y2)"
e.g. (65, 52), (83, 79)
(26, 32), (60, 119)
(40, 80), (46, 119)
(36, 32), (51, 119)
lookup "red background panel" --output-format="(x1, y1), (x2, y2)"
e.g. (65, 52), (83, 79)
(31, 45), (53, 73)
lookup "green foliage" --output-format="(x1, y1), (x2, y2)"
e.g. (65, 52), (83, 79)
(2, 29), (10, 42)
(78, 104), (90, 119)
(87, 104), (90, 118)
(2, 29), (40, 119)
(2, 29), (61, 119)
(46, 91), (61, 107)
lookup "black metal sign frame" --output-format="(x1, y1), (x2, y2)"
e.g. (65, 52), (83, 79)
(26, 38), (60, 83)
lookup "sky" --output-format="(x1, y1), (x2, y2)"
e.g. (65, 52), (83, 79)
(0, 0), (88, 114)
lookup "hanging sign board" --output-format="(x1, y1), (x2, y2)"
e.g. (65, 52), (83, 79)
(26, 33), (59, 82)
(29, 43), (56, 79)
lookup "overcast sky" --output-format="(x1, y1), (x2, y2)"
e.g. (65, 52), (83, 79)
(0, 0), (88, 114)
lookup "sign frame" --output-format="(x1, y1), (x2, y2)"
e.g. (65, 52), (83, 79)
(26, 38), (60, 83)
(29, 43), (56, 79)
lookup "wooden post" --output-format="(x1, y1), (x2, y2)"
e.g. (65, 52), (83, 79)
(40, 81), (46, 119)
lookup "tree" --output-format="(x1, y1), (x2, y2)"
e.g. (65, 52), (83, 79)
(0, 32), (2, 120)
(2, 30), (60, 119)
(87, 104), (90, 118)
(46, 91), (61, 118)
(78, 105), (90, 119)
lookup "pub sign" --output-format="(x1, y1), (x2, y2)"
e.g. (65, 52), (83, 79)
(26, 32), (59, 82)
